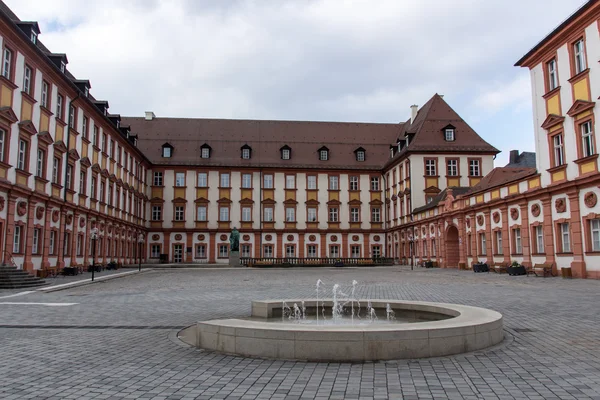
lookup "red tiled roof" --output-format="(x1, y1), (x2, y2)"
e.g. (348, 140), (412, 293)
(467, 167), (537, 195)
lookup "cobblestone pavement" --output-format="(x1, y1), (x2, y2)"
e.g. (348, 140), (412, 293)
(1, 266), (600, 400)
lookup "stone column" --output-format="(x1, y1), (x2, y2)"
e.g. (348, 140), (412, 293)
(254, 232), (261, 258)
(299, 234), (305, 258)
(500, 206), (511, 264)
(485, 210), (493, 262)
(70, 213), (79, 264)
(22, 200), (37, 271)
(364, 234), (370, 259)
(207, 233), (213, 263)
(186, 232), (193, 262)
(568, 190), (586, 278)
(276, 233), (283, 258)
(541, 197), (556, 265)
(519, 202), (531, 267)
(457, 217), (465, 268)
(469, 214), (478, 265)
(56, 209), (66, 268)
(320, 234), (327, 258)
(41, 203), (52, 268)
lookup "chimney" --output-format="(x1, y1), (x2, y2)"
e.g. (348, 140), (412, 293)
(509, 150), (520, 164)
(410, 105), (418, 124)
(145, 111), (156, 121)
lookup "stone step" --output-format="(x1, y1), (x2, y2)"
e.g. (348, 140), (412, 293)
(0, 266), (49, 289)
(0, 282), (48, 289)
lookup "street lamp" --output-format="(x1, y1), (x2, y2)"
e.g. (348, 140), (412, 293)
(137, 233), (144, 272)
(90, 227), (99, 281)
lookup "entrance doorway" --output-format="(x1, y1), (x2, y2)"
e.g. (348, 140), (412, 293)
(174, 245), (183, 263)
(445, 226), (460, 267)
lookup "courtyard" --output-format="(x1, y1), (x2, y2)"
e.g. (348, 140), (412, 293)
(1, 267), (600, 400)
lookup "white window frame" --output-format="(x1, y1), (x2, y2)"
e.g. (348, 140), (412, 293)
(23, 65), (32, 94)
(447, 159), (458, 176)
(480, 233), (486, 255)
(201, 147), (210, 159)
(330, 245), (339, 258)
(2, 48), (11, 79)
(514, 228), (522, 254)
(307, 208), (317, 222)
(535, 225), (544, 254)
(153, 172), (163, 186)
(162, 147), (171, 158)
(17, 139), (27, 170)
(263, 207), (273, 222)
(242, 173), (252, 188)
(0, 129), (5, 163)
(329, 176), (339, 190)
(65, 165), (72, 190)
(356, 150), (365, 161)
(79, 171), (85, 194)
(56, 94), (63, 119)
(349, 176), (359, 191)
(197, 172), (207, 187)
(281, 149), (290, 160)
(548, 59), (558, 90)
(370, 177), (379, 191)
(373, 245), (381, 258)
(425, 159), (436, 176)
(553, 134), (565, 166)
(151, 205), (162, 221)
(307, 245), (317, 258)
(41, 81), (49, 108)
(574, 39), (586, 74)
(263, 245), (273, 258)
(36, 149), (44, 178)
(196, 244), (206, 259)
(285, 207), (295, 222)
(285, 175), (295, 189)
(350, 207), (360, 223)
(286, 245), (295, 258)
(561, 223), (571, 252)
(263, 175), (273, 189)
(49, 230), (56, 255)
(444, 129), (455, 141)
(196, 206), (207, 221)
(371, 208), (381, 222)
(351, 245), (360, 259)
(591, 219), (600, 252)
(242, 244), (251, 258)
(581, 121), (594, 158)
(219, 207), (229, 221)
(13, 225), (21, 253)
(151, 244), (161, 258)
(220, 173), (230, 188)
(307, 175), (317, 190)
(242, 207), (251, 222)
(319, 149), (328, 161)
(242, 148), (250, 159)
(495, 231), (503, 255)
(219, 245), (228, 258)
(469, 159), (480, 177)
(32, 228), (40, 254)
(329, 207), (339, 222)
(175, 172), (185, 187)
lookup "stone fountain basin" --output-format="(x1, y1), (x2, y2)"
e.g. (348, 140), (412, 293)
(179, 300), (503, 361)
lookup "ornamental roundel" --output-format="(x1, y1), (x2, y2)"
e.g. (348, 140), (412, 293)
(391, 194), (398, 201)
(36, 206), (44, 220)
(555, 198), (567, 213)
(243, 234), (250, 241)
(197, 234), (205, 241)
(373, 235), (380, 242)
(287, 234), (294, 241)
(79, 217), (86, 228)
(465, 218), (471, 228)
(0, 197), (4, 211)
(65, 214), (73, 225)
(107, 225), (112, 234)
(584, 191), (598, 208)
(265, 234), (273, 241)
(100, 222), (105, 231)
(152, 234), (160, 241)
(352, 235), (359, 242)
(430, 225), (435, 234)
(175, 234), (183, 241)
(331, 235), (338, 242)
(510, 208), (519, 221)
(308, 234), (316, 242)
(476, 215), (484, 226)
(492, 212), (500, 224)
(422, 227), (426, 235)
(16, 201), (27, 217)
(531, 203), (541, 217)
(220, 234), (227, 241)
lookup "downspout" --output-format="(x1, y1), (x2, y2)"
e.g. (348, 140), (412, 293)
(63, 92), (80, 267)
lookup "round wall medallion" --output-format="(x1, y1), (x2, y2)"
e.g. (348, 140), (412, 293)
(510, 208), (519, 221)
(391, 194), (398, 201)
(175, 234), (183, 241)
(220, 234), (227, 241)
(352, 235), (359, 242)
(197, 234), (205, 241)
(265, 234), (272, 241)
(531, 203), (541, 217)
(152, 234), (160, 241)
(79, 217), (85, 228)
(465, 218), (471, 228)
(422, 227), (426, 235)
(0, 197), (5, 211)
(555, 198), (567, 213)
(430, 225), (435, 234)
(308, 235), (316, 242)
(331, 235), (338, 242)
(373, 235), (380, 242)
(476, 215), (484, 226)
(243, 234), (250, 241)
(16, 201), (27, 216)
(492, 212), (500, 223)
(66, 214), (73, 225)
(287, 234), (294, 241)
(584, 191), (597, 208)
(36, 206), (44, 219)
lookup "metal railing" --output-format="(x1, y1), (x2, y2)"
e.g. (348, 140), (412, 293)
(240, 257), (394, 267)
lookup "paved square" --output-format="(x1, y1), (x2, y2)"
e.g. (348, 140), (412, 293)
(1, 267), (600, 399)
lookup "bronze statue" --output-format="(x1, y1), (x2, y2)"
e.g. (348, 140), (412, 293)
(229, 227), (240, 252)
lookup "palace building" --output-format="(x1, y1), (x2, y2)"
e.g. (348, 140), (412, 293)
(0, 0), (598, 279)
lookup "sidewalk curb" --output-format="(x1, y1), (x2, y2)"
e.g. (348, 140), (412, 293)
(37, 269), (153, 293)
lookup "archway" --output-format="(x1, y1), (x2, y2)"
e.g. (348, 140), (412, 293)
(445, 226), (460, 268)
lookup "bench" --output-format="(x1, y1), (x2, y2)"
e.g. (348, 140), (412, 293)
(531, 263), (555, 277)
(493, 262), (509, 274)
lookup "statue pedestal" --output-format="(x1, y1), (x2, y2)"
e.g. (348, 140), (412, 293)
(229, 251), (243, 268)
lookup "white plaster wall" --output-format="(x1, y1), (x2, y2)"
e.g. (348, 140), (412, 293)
(551, 194), (570, 220)
(529, 64), (549, 185)
(507, 206), (522, 227)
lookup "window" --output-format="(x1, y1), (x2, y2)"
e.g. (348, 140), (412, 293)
(41, 80), (49, 108)
(0, 129), (5, 162)
(65, 165), (72, 190)
(423, 241), (427, 257)
(242, 245), (251, 258)
(535, 225), (544, 254)
(92, 126), (99, 147)
(17, 139), (27, 170)
(60, 61), (66, 73)
(319, 149), (328, 161)
(370, 177), (379, 191)
(201, 147), (210, 159)
(174, 206), (184, 221)
(286, 245), (295, 258)
(591, 219), (600, 252)
(101, 133), (107, 153)
(196, 206), (207, 221)
(242, 173), (252, 188)
(56, 94), (64, 120)
(242, 207), (251, 222)
(547, 59), (558, 90)
(196, 244), (206, 259)
(99, 181), (105, 201)
(220, 173), (230, 188)
(69, 105), (76, 128)
(425, 159), (436, 176)
(431, 240), (436, 257)
(107, 185), (112, 206)
(175, 172), (185, 187)
(241, 148), (250, 159)
(307, 208), (317, 222)
(444, 129), (455, 141)
(32, 228), (40, 255)
(560, 223), (571, 252)
(219, 207), (229, 221)
(573, 39), (586, 75)
(479, 233), (486, 255)
(447, 159), (458, 176)
(351, 245), (360, 258)
(2, 48), (12, 79)
(48, 230), (56, 255)
(349, 176), (359, 191)
(330, 245), (339, 258)
(219, 245), (228, 258)
(469, 159), (480, 177)
(151, 245), (161, 258)
(263, 207), (273, 222)
(35, 149), (45, 178)
(350, 207), (360, 222)
(263, 245), (273, 258)
(263, 174), (273, 188)
(371, 208), (381, 222)
(285, 175), (295, 189)
(329, 176), (339, 190)
(82, 116), (88, 139)
(329, 207), (339, 222)
(90, 177), (96, 199)
(307, 245), (317, 258)
(495, 231), (503, 255)
(162, 146), (171, 158)
(307, 175), (317, 190)
(13, 225), (21, 253)
(286, 207), (295, 222)
(109, 140), (114, 158)
(281, 148), (290, 160)
(356, 150), (365, 161)
(581, 121), (594, 158)
(79, 171), (86, 194)
(77, 235), (83, 257)
(152, 205), (162, 221)
(30, 30), (37, 44)
(153, 172), (163, 186)
(23, 65), (32, 95)
(197, 172), (207, 187)
(553, 134), (565, 166)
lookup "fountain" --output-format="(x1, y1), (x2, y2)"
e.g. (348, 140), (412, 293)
(179, 279), (504, 361)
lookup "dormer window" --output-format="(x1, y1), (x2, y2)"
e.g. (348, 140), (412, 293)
(354, 147), (366, 162)
(31, 31), (37, 44)
(60, 61), (66, 73)
(443, 125), (456, 141)
(84, 87), (89, 97)
(318, 146), (329, 161)
(162, 143), (173, 158)
(200, 143), (212, 159)
(280, 145), (291, 160)
(241, 144), (252, 159)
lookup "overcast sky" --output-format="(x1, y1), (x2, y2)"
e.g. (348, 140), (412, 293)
(7, 0), (587, 166)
